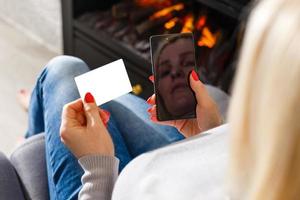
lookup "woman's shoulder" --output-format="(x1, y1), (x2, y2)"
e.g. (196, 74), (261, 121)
(112, 124), (230, 200)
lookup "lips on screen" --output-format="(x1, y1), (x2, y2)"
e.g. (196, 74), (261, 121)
(150, 33), (198, 121)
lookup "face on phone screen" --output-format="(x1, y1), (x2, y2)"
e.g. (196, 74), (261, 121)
(150, 33), (198, 121)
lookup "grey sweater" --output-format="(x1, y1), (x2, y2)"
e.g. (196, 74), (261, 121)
(78, 124), (229, 200)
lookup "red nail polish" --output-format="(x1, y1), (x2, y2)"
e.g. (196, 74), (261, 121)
(103, 110), (110, 119)
(148, 106), (155, 113)
(191, 70), (199, 81)
(151, 116), (158, 122)
(84, 92), (94, 103)
(103, 116), (109, 123)
(146, 96), (152, 103)
(148, 75), (154, 82)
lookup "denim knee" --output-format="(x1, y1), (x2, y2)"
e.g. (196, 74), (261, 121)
(44, 55), (89, 81)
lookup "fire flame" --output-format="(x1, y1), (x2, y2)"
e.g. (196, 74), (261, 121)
(149, 3), (184, 20)
(194, 15), (219, 48)
(139, 2), (219, 48)
(164, 17), (179, 29)
(196, 16), (207, 30)
(181, 14), (194, 33)
(198, 27), (220, 48)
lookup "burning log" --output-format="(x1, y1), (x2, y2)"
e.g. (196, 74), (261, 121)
(164, 17), (179, 29)
(163, 17), (183, 34)
(135, 2), (185, 35)
(135, 6), (184, 36)
(135, 15), (172, 36)
(149, 3), (184, 20)
(129, 7), (157, 24)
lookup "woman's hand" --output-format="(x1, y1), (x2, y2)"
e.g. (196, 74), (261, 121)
(60, 92), (114, 159)
(148, 70), (222, 138)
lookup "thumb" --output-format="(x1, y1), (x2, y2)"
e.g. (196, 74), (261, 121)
(189, 70), (207, 105)
(83, 92), (102, 127)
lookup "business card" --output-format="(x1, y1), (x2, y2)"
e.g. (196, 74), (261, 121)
(75, 59), (132, 106)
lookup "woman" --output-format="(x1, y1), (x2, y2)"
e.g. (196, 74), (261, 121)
(23, 42), (223, 200)
(228, 0), (300, 199)
(60, 0), (300, 199)
(58, 71), (224, 200)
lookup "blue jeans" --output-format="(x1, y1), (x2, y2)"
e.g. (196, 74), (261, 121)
(26, 56), (184, 200)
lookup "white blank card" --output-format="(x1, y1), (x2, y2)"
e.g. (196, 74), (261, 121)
(74, 59), (132, 106)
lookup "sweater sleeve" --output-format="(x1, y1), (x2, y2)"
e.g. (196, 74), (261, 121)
(78, 155), (119, 200)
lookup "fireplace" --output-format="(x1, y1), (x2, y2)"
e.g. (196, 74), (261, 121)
(62, 0), (252, 99)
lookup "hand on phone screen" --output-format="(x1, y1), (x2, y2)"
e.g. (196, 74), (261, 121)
(147, 73), (223, 137)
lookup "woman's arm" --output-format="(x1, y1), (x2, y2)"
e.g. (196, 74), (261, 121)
(59, 93), (117, 200)
(78, 155), (119, 200)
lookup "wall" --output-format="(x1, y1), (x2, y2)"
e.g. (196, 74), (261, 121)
(0, 0), (62, 53)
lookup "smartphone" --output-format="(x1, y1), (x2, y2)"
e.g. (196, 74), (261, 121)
(150, 33), (198, 121)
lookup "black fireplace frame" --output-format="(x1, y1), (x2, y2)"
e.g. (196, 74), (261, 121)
(61, 0), (251, 99)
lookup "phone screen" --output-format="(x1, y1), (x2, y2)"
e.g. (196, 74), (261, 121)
(150, 33), (198, 121)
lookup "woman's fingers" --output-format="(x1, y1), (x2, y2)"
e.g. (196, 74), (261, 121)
(149, 75), (154, 83)
(147, 105), (157, 116)
(60, 94), (115, 159)
(189, 70), (207, 105)
(147, 75), (158, 121)
(147, 104), (158, 121)
(63, 99), (83, 117)
(77, 111), (86, 126)
(63, 94), (111, 128)
(146, 94), (156, 105)
(83, 92), (102, 126)
(98, 109), (110, 127)
(147, 105), (164, 123)
(189, 70), (223, 131)
(68, 98), (84, 112)
(61, 99), (84, 126)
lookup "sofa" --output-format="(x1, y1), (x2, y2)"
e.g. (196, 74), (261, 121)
(0, 133), (49, 200)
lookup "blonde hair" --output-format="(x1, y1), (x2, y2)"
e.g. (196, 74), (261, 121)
(228, 0), (300, 199)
